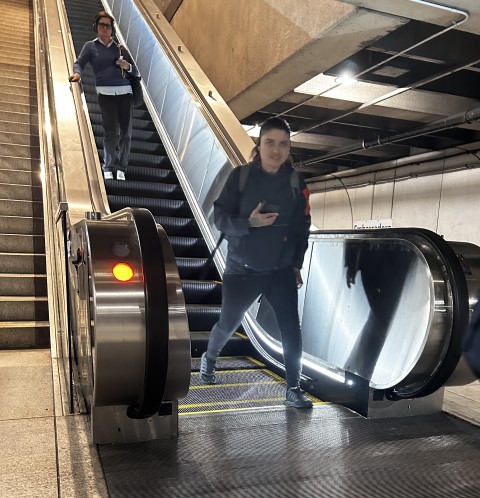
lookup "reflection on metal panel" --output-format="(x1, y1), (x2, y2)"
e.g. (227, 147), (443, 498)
(301, 238), (432, 388)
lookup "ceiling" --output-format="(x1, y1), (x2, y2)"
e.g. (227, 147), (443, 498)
(239, 1), (480, 180)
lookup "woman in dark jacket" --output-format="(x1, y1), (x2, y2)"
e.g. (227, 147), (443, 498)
(69, 11), (139, 181)
(201, 117), (313, 408)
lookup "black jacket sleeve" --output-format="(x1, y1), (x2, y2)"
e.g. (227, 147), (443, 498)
(213, 167), (250, 237)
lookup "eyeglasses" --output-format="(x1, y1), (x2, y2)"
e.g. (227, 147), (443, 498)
(98, 22), (112, 29)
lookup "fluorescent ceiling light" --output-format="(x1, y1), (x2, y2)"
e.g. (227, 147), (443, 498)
(335, 73), (357, 86)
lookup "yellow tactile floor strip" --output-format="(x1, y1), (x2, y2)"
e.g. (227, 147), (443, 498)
(181, 359), (325, 415)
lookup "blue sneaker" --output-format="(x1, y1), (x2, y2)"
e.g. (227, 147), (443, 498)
(285, 387), (313, 409)
(200, 352), (216, 384)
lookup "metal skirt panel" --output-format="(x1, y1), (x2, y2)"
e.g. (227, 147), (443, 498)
(99, 409), (480, 498)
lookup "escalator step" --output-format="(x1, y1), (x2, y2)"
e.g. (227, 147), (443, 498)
(90, 121), (164, 143)
(175, 257), (219, 280)
(190, 332), (252, 357)
(169, 236), (208, 258)
(106, 180), (185, 200)
(95, 136), (167, 155)
(191, 355), (264, 372)
(125, 167), (176, 183)
(108, 195), (191, 217)
(181, 366), (294, 414)
(88, 111), (156, 132)
(186, 304), (221, 331)
(155, 217), (200, 237)
(182, 280), (222, 304)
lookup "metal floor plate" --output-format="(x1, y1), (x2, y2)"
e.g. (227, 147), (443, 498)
(99, 407), (480, 497)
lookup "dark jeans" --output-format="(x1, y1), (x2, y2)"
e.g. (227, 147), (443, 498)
(98, 93), (133, 172)
(206, 267), (303, 387)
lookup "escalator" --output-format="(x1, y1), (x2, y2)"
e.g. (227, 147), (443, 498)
(32, 0), (480, 495)
(63, 0), (309, 417)
(60, 0), (480, 420)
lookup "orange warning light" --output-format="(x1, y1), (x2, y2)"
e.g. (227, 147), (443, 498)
(112, 262), (134, 282)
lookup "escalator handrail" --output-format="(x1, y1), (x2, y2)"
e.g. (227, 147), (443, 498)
(388, 228), (469, 398)
(106, 208), (169, 419)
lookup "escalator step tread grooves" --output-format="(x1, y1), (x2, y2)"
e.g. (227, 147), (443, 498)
(108, 196), (192, 217)
(175, 259), (219, 280)
(106, 181), (185, 199)
(169, 235), (207, 246)
(182, 281), (222, 304)
(154, 216), (199, 229)
(190, 356), (265, 372)
(94, 136), (167, 155)
(64, 0), (256, 389)
(123, 166), (177, 182)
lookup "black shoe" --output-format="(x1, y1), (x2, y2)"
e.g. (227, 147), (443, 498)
(284, 387), (313, 409)
(200, 352), (216, 384)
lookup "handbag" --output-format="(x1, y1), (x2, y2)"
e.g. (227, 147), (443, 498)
(119, 45), (144, 108)
(127, 73), (143, 108)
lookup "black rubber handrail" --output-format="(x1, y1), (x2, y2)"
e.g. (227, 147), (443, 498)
(386, 228), (469, 399)
(125, 208), (169, 419)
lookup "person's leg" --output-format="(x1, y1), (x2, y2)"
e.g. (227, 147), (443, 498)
(201, 273), (264, 383)
(98, 94), (119, 173)
(266, 270), (312, 408)
(117, 93), (133, 174)
(265, 268), (303, 388)
(206, 273), (264, 361)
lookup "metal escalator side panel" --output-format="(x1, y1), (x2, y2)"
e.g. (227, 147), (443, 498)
(86, 219), (147, 409)
(391, 230), (470, 397)
(70, 208), (191, 443)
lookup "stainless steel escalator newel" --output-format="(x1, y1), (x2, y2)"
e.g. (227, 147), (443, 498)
(85, 211), (102, 220)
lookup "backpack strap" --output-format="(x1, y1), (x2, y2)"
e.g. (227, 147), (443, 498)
(199, 232), (225, 280)
(238, 163), (251, 192)
(290, 170), (300, 197)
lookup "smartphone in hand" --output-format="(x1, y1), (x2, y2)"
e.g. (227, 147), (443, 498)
(260, 203), (280, 214)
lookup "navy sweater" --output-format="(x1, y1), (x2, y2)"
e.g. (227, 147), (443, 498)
(214, 161), (311, 273)
(73, 39), (139, 87)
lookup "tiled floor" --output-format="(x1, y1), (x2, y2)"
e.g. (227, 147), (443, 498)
(1, 349), (479, 498)
(0, 350), (108, 498)
(444, 380), (480, 427)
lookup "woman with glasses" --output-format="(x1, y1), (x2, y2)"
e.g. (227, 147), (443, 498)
(69, 11), (138, 181)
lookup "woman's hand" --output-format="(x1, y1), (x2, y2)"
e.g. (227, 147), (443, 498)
(69, 73), (81, 82)
(116, 58), (132, 71)
(293, 267), (303, 288)
(248, 202), (278, 227)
